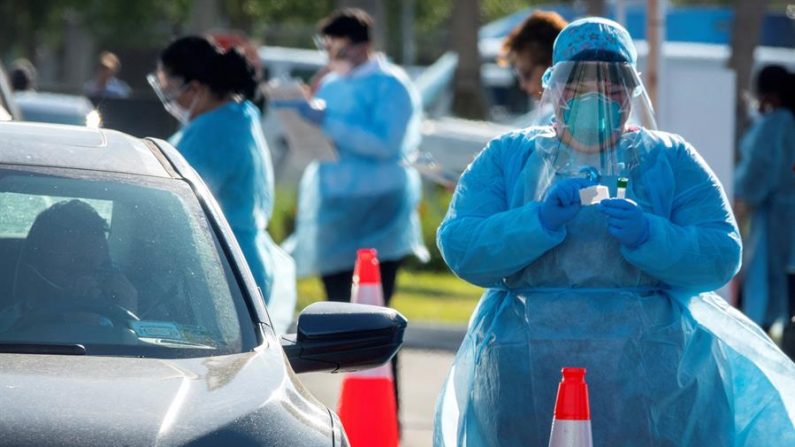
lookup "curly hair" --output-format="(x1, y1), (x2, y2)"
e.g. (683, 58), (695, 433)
(501, 11), (568, 67)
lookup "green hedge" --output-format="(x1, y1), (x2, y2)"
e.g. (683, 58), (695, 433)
(268, 184), (454, 272)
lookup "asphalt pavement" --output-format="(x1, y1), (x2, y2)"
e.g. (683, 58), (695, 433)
(299, 348), (456, 447)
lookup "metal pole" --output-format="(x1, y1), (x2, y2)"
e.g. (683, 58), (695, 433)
(657, 0), (667, 121)
(401, 0), (416, 65)
(646, 0), (665, 113)
(615, 0), (627, 26)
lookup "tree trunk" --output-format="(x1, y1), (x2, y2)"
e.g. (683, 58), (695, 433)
(187, 0), (221, 34)
(401, 0), (416, 65)
(451, 0), (487, 120)
(728, 0), (768, 147)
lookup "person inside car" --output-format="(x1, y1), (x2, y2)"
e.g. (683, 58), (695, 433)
(0, 199), (137, 331)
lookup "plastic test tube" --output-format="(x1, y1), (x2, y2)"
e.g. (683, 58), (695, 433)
(616, 177), (629, 199)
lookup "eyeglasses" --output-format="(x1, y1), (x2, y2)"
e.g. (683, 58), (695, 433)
(313, 34), (329, 52)
(146, 73), (187, 104)
(313, 35), (356, 60)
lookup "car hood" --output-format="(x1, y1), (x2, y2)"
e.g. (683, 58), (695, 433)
(0, 342), (336, 446)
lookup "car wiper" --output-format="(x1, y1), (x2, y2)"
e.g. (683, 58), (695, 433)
(0, 343), (86, 355)
(138, 337), (216, 350)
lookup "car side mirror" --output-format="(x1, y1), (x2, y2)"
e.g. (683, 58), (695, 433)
(280, 301), (407, 374)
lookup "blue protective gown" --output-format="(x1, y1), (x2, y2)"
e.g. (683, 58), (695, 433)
(170, 100), (296, 334)
(735, 108), (795, 326)
(434, 126), (795, 446)
(287, 55), (428, 277)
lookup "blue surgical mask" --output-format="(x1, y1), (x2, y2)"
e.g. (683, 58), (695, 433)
(561, 92), (624, 147)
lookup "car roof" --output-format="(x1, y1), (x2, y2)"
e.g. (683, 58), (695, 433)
(0, 121), (172, 178)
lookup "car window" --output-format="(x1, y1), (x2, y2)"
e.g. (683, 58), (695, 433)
(0, 167), (257, 357)
(0, 193), (112, 238)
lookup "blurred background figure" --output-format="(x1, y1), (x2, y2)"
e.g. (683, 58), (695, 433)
(149, 36), (296, 334)
(283, 7), (428, 306)
(499, 10), (567, 128)
(500, 11), (567, 100)
(277, 7), (429, 425)
(10, 58), (37, 92)
(734, 64), (795, 346)
(84, 51), (131, 99)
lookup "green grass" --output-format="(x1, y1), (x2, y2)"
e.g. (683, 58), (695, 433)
(296, 270), (483, 324)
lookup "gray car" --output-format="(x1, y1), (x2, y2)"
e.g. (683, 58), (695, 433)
(14, 91), (100, 127)
(0, 62), (20, 121)
(0, 121), (406, 446)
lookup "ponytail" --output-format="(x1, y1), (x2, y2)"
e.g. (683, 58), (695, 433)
(783, 72), (795, 117)
(210, 49), (258, 100)
(160, 36), (258, 100)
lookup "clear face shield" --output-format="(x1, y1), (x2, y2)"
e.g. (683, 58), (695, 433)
(536, 61), (656, 179)
(147, 71), (194, 124)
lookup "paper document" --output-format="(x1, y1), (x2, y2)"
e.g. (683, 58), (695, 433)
(264, 80), (336, 162)
(579, 185), (610, 205)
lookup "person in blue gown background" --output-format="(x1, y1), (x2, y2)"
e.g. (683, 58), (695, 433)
(150, 36), (296, 334)
(275, 8), (429, 426)
(734, 65), (795, 338)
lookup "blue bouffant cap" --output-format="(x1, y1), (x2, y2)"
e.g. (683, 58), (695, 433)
(551, 17), (637, 65)
(542, 17), (638, 88)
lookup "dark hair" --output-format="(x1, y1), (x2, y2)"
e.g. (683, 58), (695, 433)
(159, 36), (257, 100)
(318, 8), (373, 43)
(10, 59), (37, 91)
(22, 200), (109, 266)
(755, 64), (795, 115)
(502, 11), (568, 66)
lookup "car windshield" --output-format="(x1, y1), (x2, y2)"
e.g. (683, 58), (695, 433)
(0, 166), (257, 357)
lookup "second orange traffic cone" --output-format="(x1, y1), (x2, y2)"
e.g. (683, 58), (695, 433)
(548, 367), (593, 447)
(337, 249), (399, 447)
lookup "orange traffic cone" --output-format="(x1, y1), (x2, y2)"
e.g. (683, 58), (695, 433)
(337, 249), (399, 447)
(548, 367), (593, 447)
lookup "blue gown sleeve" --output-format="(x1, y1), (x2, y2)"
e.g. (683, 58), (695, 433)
(322, 77), (415, 160)
(734, 114), (784, 205)
(621, 143), (742, 292)
(437, 136), (566, 288)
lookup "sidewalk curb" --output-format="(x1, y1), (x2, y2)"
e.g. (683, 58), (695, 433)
(403, 322), (467, 352)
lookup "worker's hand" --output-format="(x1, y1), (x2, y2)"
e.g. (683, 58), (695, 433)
(538, 178), (594, 231)
(270, 99), (326, 126)
(597, 198), (650, 248)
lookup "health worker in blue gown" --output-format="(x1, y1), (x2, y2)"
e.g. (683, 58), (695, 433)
(433, 18), (795, 447)
(275, 9), (428, 425)
(734, 64), (795, 332)
(149, 36), (296, 335)
(279, 8), (428, 303)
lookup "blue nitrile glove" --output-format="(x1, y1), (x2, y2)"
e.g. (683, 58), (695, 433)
(270, 99), (326, 126)
(597, 198), (650, 248)
(538, 178), (594, 231)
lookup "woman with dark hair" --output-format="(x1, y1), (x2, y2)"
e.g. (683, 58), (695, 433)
(148, 36), (296, 334)
(735, 65), (795, 337)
